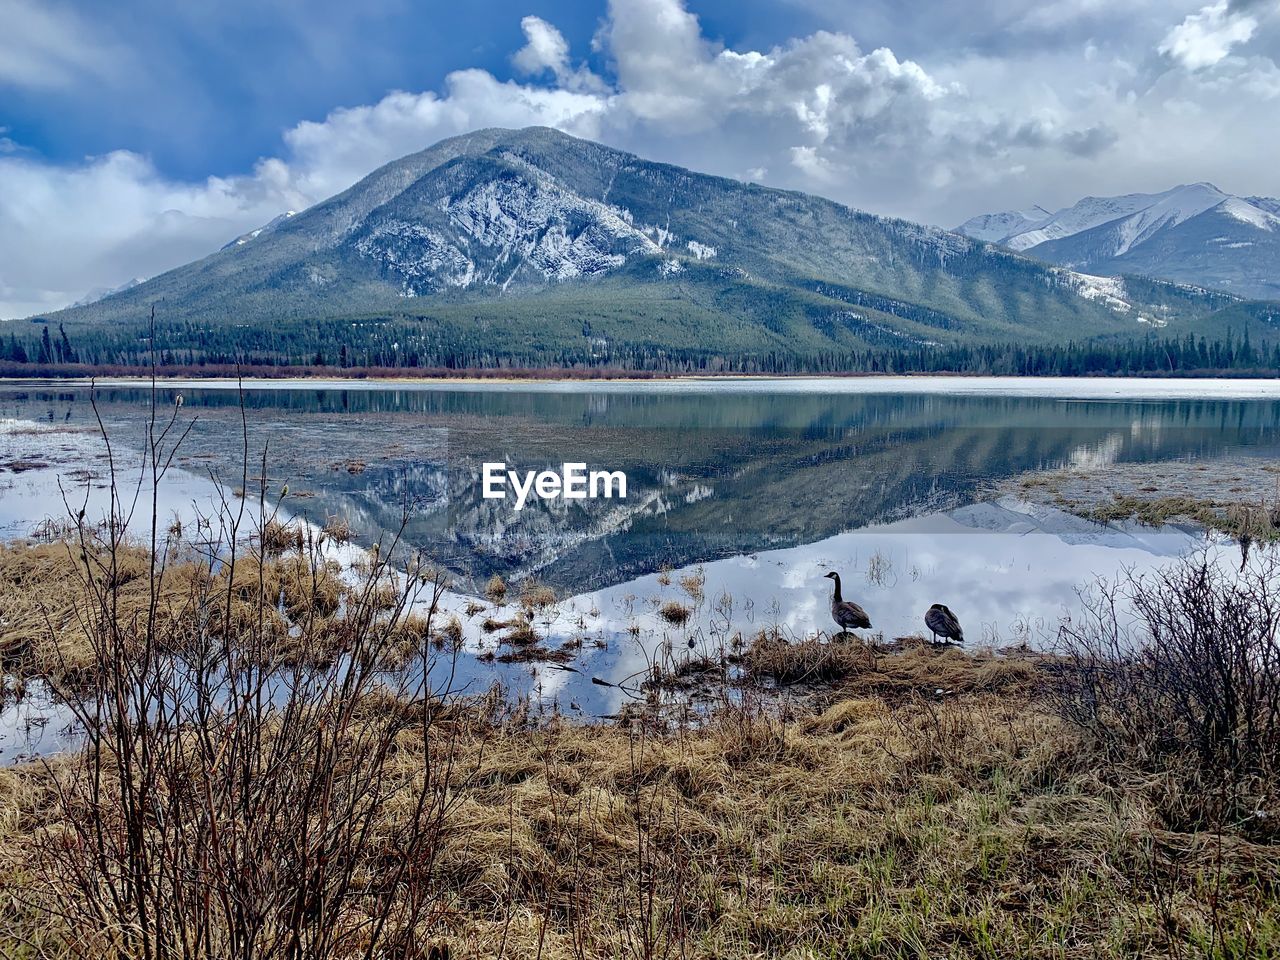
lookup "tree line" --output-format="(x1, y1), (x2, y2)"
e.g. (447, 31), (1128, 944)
(1, 321), (1276, 377)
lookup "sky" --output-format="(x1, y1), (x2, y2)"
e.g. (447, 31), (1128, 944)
(2, 0), (1279, 318)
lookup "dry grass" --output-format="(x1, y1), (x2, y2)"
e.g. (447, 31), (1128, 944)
(518, 580), (557, 613)
(1090, 491), (1280, 547)
(0, 541), (356, 678)
(6, 683), (1277, 959)
(659, 600), (693, 626)
(260, 518), (304, 555)
(501, 616), (541, 647)
(3, 542), (1279, 958)
(321, 514), (352, 543)
(740, 633), (1047, 709)
(678, 567), (705, 603)
(484, 574), (508, 605)
(434, 615), (463, 651)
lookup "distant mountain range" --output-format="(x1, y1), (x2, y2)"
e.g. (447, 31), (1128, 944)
(33, 129), (1273, 367)
(957, 183), (1280, 300)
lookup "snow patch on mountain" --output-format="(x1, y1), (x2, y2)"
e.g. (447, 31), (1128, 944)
(223, 211), (297, 250)
(1059, 271), (1131, 313)
(439, 177), (657, 281)
(964, 184), (1230, 254)
(1219, 197), (1279, 231)
(70, 277), (145, 308)
(354, 174), (661, 293)
(1002, 194), (1157, 251)
(354, 222), (475, 291)
(958, 182), (1280, 297)
(686, 240), (717, 260)
(1107, 183), (1228, 256)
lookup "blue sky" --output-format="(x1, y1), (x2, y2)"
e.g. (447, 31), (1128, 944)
(3, 0), (1280, 317)
(3, 0), (822, 181)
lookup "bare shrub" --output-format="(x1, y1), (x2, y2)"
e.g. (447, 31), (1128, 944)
(25, 377), (464, 959)
(1051, 551), (1280, 824)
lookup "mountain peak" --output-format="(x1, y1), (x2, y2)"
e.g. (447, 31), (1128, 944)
(956, 182), (1280, 299)
(42, 128), (1242, 363)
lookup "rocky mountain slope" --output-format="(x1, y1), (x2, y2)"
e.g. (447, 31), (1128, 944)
(40, 129), (1254, 362)
(958, 184), (1280, 300)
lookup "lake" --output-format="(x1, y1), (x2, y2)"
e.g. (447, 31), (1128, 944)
(2, 376), (1279, 755)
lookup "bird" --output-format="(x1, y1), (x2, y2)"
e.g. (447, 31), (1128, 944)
(823, 571), (871, 634)
(925, 604), (964, 645)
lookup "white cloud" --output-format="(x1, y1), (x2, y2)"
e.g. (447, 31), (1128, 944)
(513, 16), (571, 77)
(0, 0), (124, 88)
(1159, 0), (1260, 69)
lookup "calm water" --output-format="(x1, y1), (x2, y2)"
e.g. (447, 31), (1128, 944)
(4, 377), (1279, 589)
(2, 377), (1278, 753)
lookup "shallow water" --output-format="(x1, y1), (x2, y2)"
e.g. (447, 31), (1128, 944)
(1, 377), (1277, 754)
(4, 377), (1278, 588)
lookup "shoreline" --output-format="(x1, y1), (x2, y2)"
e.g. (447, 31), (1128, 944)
(3, 372), (1280, 399)
(7, 372), (1280, 386)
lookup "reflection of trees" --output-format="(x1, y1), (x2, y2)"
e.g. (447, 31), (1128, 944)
(7, 388), (1280, 593)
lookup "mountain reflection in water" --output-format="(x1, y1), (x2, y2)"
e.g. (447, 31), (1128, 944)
(2, 380), (1276, 594)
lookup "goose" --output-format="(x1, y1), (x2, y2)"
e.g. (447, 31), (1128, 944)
(925, 604), (964, 645)
(823, 571), (871, 633)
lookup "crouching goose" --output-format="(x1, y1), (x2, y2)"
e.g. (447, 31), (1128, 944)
(925, 604), (964, 645)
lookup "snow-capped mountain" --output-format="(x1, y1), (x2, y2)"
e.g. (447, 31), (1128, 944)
(953, 206), (1052, 244)
(45, 129), (1244, 356)
(956, 184), (1280, 299)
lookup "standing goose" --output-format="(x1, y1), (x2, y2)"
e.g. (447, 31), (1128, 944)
(823, 571), (871, 634)
(925, 604), (964, 645)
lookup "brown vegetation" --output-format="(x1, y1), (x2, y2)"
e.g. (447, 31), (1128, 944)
(484, 574), (508, 605)
(4, 648), (1279, 957)
(658, 601), (692, 626)
(0, 389), (1278, 957)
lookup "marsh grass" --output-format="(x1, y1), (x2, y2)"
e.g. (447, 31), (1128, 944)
(518, 581), (557, 614)
(260, 517), (304, 554)
(485, 574), (508, 605)
(658, 601), (692, 626)
(3, 597), (1280, 957)
(320, 514), (352, 543)
(1090, 490), (1280, 554)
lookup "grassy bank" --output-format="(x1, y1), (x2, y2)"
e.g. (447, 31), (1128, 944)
(2, 660), (1277, 958)
(1, 534), (1279, 958)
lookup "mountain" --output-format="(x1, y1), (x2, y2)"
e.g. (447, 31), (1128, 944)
(220, 211), (297, 250)
(39, 129), (1255, 367)
(69, 277), (145, 308)
(953, 206), (1052, 244)
(957, 184), (1280, 300)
